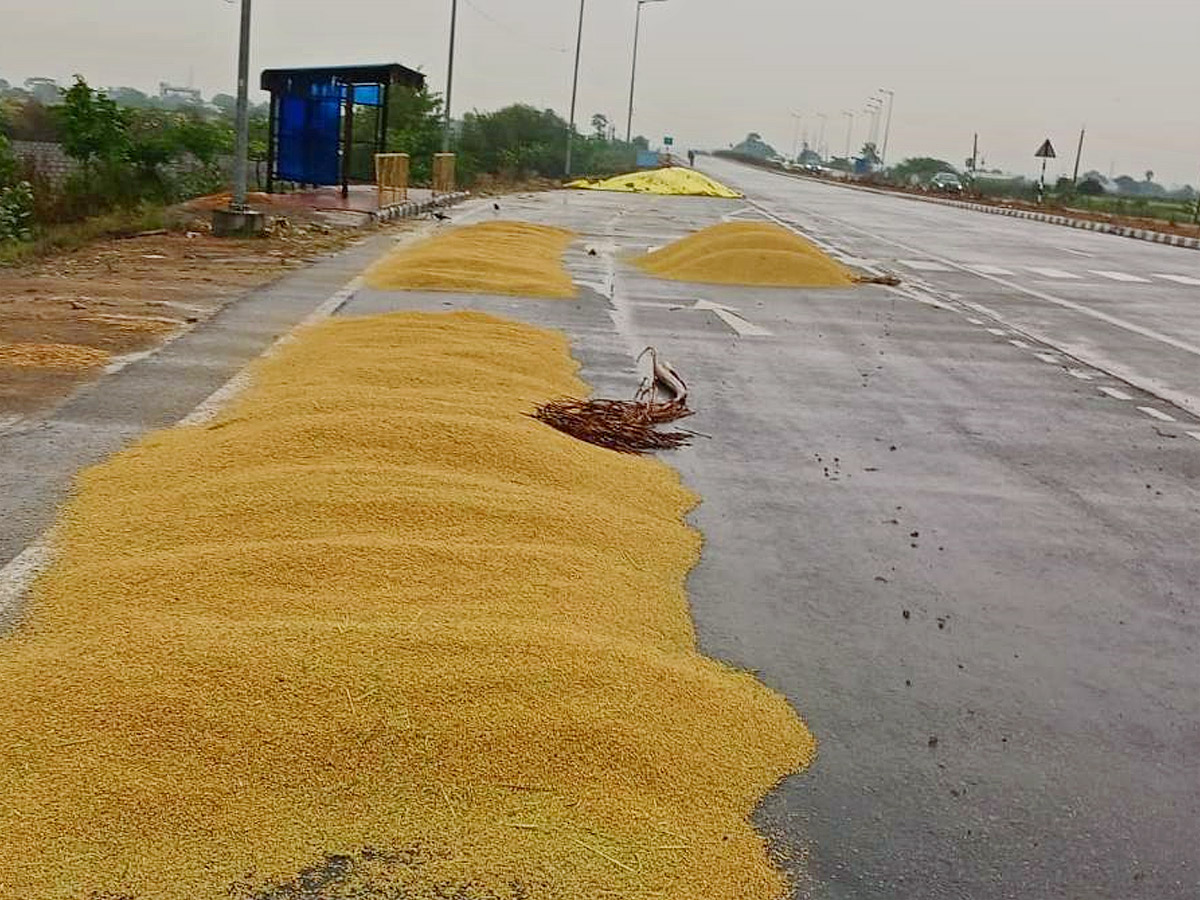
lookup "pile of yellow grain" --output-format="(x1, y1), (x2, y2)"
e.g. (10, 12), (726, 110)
(365, 221), (577, 297)
(0, 341), (111, 368)
(566, 167), (742, 199)
(0, 311), (814, 900)
(635, 221), (855, 287)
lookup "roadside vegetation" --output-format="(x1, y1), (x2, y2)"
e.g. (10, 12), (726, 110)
(0, 75), (646, 263)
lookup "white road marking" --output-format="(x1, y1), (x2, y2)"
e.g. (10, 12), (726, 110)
(1060, 247), (1093, 257)
(1026, 267), (1080, 279)
(0, 541), (54, 627)
(1008, 339), (1031, 349)
(1034, 352), (1060, 364)
(0, 414), (22, 431)
(899, 259), (954, 272)
(1137, 406), (1177, 422)
(986, 328), (1008, 336)
(967, 264), (1015, 276)
(1090, 270), (1151, 283)
(966, 317), (984, 325)
(1153, 274), (1200, 286)
(1188, 431), (1200, 443)
(1068, 369), (1094, 380)
(692, 299), (773, 337)
(1100, 387), (1133, 400)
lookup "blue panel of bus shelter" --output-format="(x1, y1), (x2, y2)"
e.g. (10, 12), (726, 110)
(276, 79), (342, 185)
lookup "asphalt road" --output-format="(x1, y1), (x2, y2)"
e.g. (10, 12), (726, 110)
(353, 182), (1199, 899)
(2, 175), (1197, 899)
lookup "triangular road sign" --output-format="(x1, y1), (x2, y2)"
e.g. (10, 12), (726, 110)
(1035, 139), (1057, 159)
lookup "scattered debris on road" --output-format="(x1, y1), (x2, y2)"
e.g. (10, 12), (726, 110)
(365, 221), (576, 297)
(635, 222), (855, 287)
(0, 310), (813, 900)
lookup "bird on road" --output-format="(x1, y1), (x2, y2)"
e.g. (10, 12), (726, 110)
(433, 211), (451, 222)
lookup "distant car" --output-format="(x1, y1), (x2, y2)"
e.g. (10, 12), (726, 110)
(928, 172), (964, 194)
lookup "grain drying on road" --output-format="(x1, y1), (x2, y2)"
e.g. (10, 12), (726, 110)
(365, 222), (577, 297)
(0, 310), (814, 900)
(636, 221), (855, 287)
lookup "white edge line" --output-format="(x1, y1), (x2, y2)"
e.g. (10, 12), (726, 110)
(1137, 406), (1177, 422)
(1100, 387), (1133, 400)
(1187, 431), (1200, 443)
(0, 273), (367, 630)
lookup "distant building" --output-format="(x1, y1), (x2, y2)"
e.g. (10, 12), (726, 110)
(159, 82), (203, 104)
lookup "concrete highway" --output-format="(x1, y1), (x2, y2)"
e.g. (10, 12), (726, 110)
(1, 172), (1197, 899)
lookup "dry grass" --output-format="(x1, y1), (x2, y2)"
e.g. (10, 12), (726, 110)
(635, 222), (855, 287)
(0, 341), (112, 368)
(365, 222), (577, 297)
(0, 311), (814, 900)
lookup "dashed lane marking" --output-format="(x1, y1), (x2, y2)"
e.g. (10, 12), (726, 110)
(1090, 270), (1151, 283)
(1068, 369), (1094, 381)
(1188, 431), (1200, 443)
(966, 317), (984, 325)
(1026, 267), (1080, 279)
(1034, 352), (1060, 364)
(1137, 406), (1177, 422)
(899, 259), (955, 272)
(1008, 339), (1031, 349)
(1100, 387), (1133, 401)
(1153, 274), (1200, 286)
(967, 264), (1015, 276)
(986, 328), (1008, 336)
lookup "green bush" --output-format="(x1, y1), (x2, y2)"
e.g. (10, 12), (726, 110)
(0, 180), (34, 243)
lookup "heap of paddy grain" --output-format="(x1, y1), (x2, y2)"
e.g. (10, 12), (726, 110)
(365, 221), (577, 297)
(0, 310), (815, 900)
(566, 167), (742, 199)
(0, 341), (111, 369)
(635, 221), (856, 288)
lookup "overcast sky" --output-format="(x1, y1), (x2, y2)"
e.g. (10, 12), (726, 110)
(3, 0), (1199, 184)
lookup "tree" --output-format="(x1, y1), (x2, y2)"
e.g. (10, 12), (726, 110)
(1077, 178), (1106, 196)
(58, 77), (128, 169)
(731, 132), (777, 159)
(212, 94), (238, 118)
(591, 113), (609, 140)
(384, 86), (443, 184)
(891, 157), (957, 184)
(859, 142), (881, 166)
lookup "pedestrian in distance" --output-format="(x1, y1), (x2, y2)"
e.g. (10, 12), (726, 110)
(688, 149), (696, 168)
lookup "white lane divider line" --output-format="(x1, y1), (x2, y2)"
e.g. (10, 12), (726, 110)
(1137, 406), (1177, 423)
(1188, 431), (1200, 443)
(1068, 369), (1094, 381)
(967, 264), (1015, 276)
(986, 328), (1008, 336)
(1090, 270), (1151, 283)
(1008, 339), (1031, 349)
(1026, 267), (1080, 279)
(1034, 352), (1060, 364)
(1100, 387), (1133, 401)
(1060, 247), (1093, 257)
(899, 259), (955, 272)
(966, 317), (984, 325)
(1153, 274), (1200, 286)
(692, 300), (773, 337)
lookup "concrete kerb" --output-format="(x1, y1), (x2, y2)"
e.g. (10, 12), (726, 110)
(371, 190), (471, 223)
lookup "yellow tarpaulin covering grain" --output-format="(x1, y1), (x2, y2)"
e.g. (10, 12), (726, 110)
(0, 311), (815, 900)
(566, 166), (742, 199)
(365, 221), (577, 297)
(635, 221), (855, 287)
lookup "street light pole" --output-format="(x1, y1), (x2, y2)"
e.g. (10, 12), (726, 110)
(231, 0), (252, 210)
(565, 0), (586, 176)
(626, 0), (667, 143)
(815, 113), (827, 161)
(879, 88), (895, 167)
(442, 0), (458, 153)
(843, 110), (854, 160)
(790, 111), (803, 161)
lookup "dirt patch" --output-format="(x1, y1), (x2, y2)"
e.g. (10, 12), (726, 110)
(0, 224), (380, 417)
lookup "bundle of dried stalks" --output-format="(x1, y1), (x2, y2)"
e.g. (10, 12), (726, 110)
(532, 397), (694, 454)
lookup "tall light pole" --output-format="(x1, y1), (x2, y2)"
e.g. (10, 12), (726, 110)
(790, 111), (803, 161)
(815, 113), (827, 161)
(442, 0), (459, 152)
(565, 0), (586, 176)
(231, 0), (252, 210)
(879, 88), (895, 167)
(842, 110), (854, 160)
(626, 0), (668, 143)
